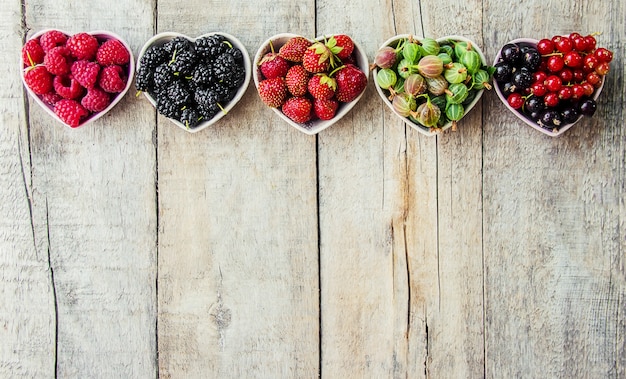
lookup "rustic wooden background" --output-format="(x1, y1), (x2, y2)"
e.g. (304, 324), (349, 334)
(2, 0), (624, 377)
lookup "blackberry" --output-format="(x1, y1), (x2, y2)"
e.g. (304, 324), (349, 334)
(195, 35), (227, 59)
(135, 65), (154, 92)
(165, 81), (192, 107)
(226, 46), (244, 63)
(179, 107), (201, 129)
(139, 45), (168, 70)
(211, 82), (233, 103)
(153, 63), (175, 89)
(213, 52), (245, 88)
(156, 94), (182, 120)
(170, 48), (197, 76)
(163, 36), (194, 55)
(191, 64), (216, 88)
(194, 87), (220, 110)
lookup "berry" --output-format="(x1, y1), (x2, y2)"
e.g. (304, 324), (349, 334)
(313, 98), (339, 120)
(179, 108), (201, 129)
(302, 42), (332, 73)
(39, 30), (67, 52)
(583, 35), (596, 51)
(561, 106), (580, 123)
(333, 64), (367, 102)
(507, 92), (524, 109)
(54, 99), (89, 127)
(544, 75), (562, 92)
(500, 43), (522, 63)
(66, 32), (99, 60)
(554, 37), (573, 53)
(579, 99), (597, 116)
(214, 52), (246, 88)
(191, 64), (216, 89)
(195, 35), (227, 59)
(41, 92), (63, 106)
(71, 60), (100, 89)
(595, 61), (610, 76)
(53, 75), (84, 99)
(558, 68), (573, 83)
(563, 51), (583, 68)
(332, 35), (354, 60)
(282, 96), (312, 123)
(259, 51), (290, 79)
(285, 65), (310, 97)
(594, 47), (613, 63)
(81, 87), (111, 112)
(536, 39), (554, 55)
(279, 36), (312, 62)
(98, 65), (127, 93)
(521, 47), (541, 71)
(44, 46), (72, 75)
(557, 86), (572, 100)
(165, 81), (192, 107)
(22, 39), (45, 66)
(257, 77), (287, 108)
(139, 46), (169, 70)
(307, 73), (336, 100)
(23, 66), (53, 95)
(96, 39), (130, 66)
(493, 61), (513, 82)
(530, 82), (547, 97)
(546, 55), (564, 72)
(543, 92), (560, 107)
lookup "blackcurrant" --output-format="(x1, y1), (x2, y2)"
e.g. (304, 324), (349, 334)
(561, 106), (580, 123)
(512, 70), (533, 89)
(521, 48), (541, 71)
(500, 43), (521, 63)
(493, 61), (513, 82)
(525, 95), (545, 113)
(579, 99), (597, 116)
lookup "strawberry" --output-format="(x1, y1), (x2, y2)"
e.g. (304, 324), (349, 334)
(331, 35), (354, 60)
(302, 42), (333, 73)
(285, 65), (310, 97)
(22, 39), (45, 66)
(313, 98), (339, 120)
(258, 51), (290, 80)
(257, 77), (288, 108)
(333, 64), (367, 102)
(96, 39), (130, 66)
(282, 96), (312, 123)
(307, 73), (336, 100)
(279, 36), (312, 62)
(66, 32), (99, 60)
(23, 66), (53, 95)
(54, 99), (89, 127)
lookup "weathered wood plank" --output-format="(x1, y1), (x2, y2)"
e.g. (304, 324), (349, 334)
(482, 0), (626, 377)
(0, 6), (55, 378)
(154, 1), (320, 377)
(20, 2), (158, 377)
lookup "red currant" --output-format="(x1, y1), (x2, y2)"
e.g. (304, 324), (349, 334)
(547, 55), (565, 72)
(533, 71), (548, 84)
(537, 39), (555, 55)
(559, 68), (574, 83)
(571, 84), (585, 99)
(581, 82), (595, 97)
(594, 47), (613, 63)
(507, 92), (524, 109)
(555, 37), (573, 53)
(583, 54), (599, 73)
(544, 75), (563, 92)
(530, 82), (547, 97)
(586, 72), (602, 86)
(544, 92), (560, 107)
(558, 86), (573, 100)
(583, 35), (597, 51)
(568, 32), (582, 41)
(573, 69), (585, 82)
(572, 35), (588, 51)
(563, 51), (583, 68)
(595, 61), (610, 76)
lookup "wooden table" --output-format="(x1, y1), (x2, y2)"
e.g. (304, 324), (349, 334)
(3, 0), (624, 377)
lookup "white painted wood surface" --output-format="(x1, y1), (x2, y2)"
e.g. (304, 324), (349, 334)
(2, 0), (624, 378)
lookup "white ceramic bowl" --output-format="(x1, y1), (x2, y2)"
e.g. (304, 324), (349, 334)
(373, 34), (488, 136)
(137, 31), (251, 133)
(253, 33), (369, 135)
(20, 29), (135, 129)
(493, 37), (604, 137)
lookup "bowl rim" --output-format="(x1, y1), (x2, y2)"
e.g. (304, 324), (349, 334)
(20, 28), (135, 129)
(492, 37), (605, 137)
(136, 31), (252, 133)
(372, 34), (487, 136)
(252, 33), (370, 135)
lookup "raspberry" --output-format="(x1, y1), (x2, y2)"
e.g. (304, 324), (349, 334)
(81, 87), (111, 112)
(23, 66), (53, 95)
(39, 30), (68, 52)
(96, 39), (130, 66)
(53, 75), (84, 99)
(98, 65), (127, 93)
(54, 99), (89, 128)
(44, 46), (72, 75)
(71, 60), (100, 89)
(40, 92), (63, 106)
(66, 32), (99, 60)
(22, 39), (45, 66)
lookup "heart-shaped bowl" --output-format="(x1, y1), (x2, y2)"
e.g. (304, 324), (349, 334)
(373, 34), (489, 136)
(136, 31), (251, 133)
(20, 29), (135, 129)
(493, 37), (605, 137)
(253, 33), (369, 135)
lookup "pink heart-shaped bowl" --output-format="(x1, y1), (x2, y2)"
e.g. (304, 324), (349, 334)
(373, 34), (489, 136)
(493, 37), (605, 137)
(253, 33), (369, 135)
(20, 29), (135, 129)
(136, 31), (251, 133)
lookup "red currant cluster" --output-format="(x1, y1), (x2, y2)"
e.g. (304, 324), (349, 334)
(494, 33), (613, 131)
